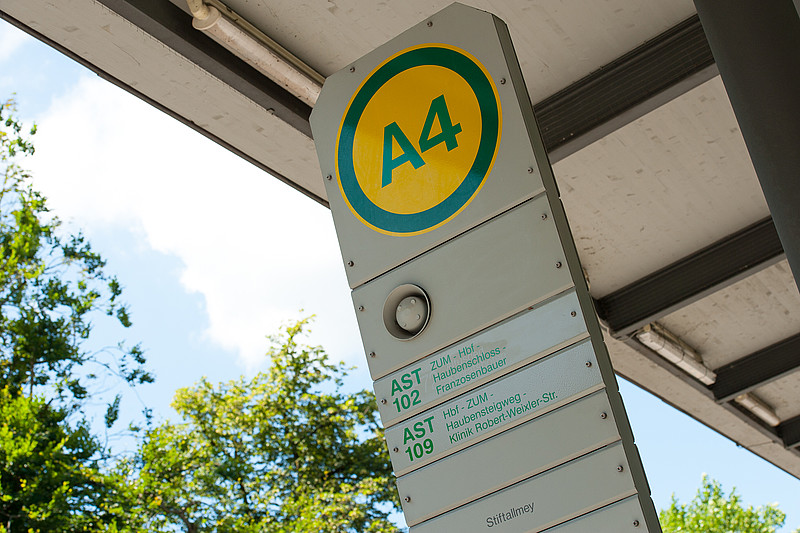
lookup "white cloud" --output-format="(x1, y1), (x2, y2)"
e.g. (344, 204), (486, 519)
(0, 24), (30, 63)
(28, 76), (363, 369)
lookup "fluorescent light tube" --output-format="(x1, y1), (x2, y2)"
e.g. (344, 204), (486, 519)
(190, 4), (322, 107)
(636, 324), (717, 385)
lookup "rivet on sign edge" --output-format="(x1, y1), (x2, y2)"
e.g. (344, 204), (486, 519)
(617, 465), (624, 472)
(347, 260), (354, 267)
(541, 213), (548, 220)
(556, 261), (563, 268)
(349, 66), (355, 72)
(404, 496), (411, 503)
(633, 520), (640, 527)
(600, 412), (608, 419)
(393, 447), (399, 452)
(326, 174), (332, 180)
(380, 398), (387, 404)
(427, 20), (433, 27)
(527, 167), (534, 173)
(358, 305), (364, 312)
(585, 361), (592, 368)
(369, 351), (376, 358)
(500, 77), (506, 84)
(570, 311), (577, 317)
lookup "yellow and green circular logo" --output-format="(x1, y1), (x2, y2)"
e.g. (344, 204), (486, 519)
(336, 44), (502, 236)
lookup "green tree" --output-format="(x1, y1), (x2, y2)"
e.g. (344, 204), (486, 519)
(660, 475), (790, 533)
(128, 318), (400, 532)
(0, 98), (150, 411)
(0, 387), (146, 532)
(0, 98), (152, 532)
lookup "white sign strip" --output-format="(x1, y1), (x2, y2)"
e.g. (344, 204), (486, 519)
(409, 442), (637, 533)
(544, 496), (652, 533)
(385, 339), (602, 476)
(375, 290), (588, 428)
(397, 390), (621, 526)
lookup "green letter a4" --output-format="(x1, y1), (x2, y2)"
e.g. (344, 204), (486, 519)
(382, 122), (425, 188)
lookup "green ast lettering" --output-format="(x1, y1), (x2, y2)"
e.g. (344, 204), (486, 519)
(390, 367), (423, 413)
(402, 415), (436, 462)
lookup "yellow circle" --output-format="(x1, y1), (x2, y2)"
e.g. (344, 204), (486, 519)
(352, 65), (482, 215)
(335, 43), (502, 236)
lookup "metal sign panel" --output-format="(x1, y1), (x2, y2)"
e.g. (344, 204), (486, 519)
(310, 3), (661, 531)
(374, 290), (588, 427)
(311, 3), (547, 288)
(409, 442), (639, 533)
(353, 196), (573, 380)
(396, 390), (621, 525)
(385, 340), (602, 476)
(544, 496), (650, 533)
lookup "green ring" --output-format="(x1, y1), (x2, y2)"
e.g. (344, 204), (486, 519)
(338, 46), (500, 234)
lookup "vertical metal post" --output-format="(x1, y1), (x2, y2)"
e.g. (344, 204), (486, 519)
(693, 0), (800, 290)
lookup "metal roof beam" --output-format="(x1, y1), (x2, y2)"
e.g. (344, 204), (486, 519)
(621, 337), (800, 465)
(620, 337), (785, 439)
(535, 14), (717, 163)
(781, 415), (800, 449)
(712, 333), (800, 403)
(94, 0), (312, 136)
(1, 0), (328, 204)
(2, 3), (717, 192)
(694, 0), (800, 290)
(595, 218), (785, 338)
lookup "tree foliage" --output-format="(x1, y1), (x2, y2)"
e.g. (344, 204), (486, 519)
(659, 475), (790, 533)
(0, 98), (151, 532)
(128, 318), (400, 532)
(0, 98), (151, 411)
(0, 387), (147, 532)
(1, 98), (398, 532)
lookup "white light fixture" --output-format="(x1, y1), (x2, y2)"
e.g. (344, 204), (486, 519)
(187, 0), (324, 107)
(636, 323), (782, 427)
(734, 393), (781, 427)
(635, 323), (717, 385)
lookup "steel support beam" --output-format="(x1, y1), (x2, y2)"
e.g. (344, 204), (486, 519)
(712, 333), (800, 403)
(622, 337), (800, 463)
(595, 218), (784, 338)
(694, 0), (800, 290)
(0, 0), (311, 136)
(781, 415), (800, 449)
(95, 0), (312, 136)
(0, 0), (324, 204)
(2, 3), (717, 180)
(535, 14), (717, 163)
(620, 338), (786, 443)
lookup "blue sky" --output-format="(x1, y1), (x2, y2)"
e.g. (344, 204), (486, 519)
(1, 18), (798, 530)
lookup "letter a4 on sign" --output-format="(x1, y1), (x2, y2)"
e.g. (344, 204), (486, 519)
(310, 4), (548, 288)
(340, 43), (501, 237)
